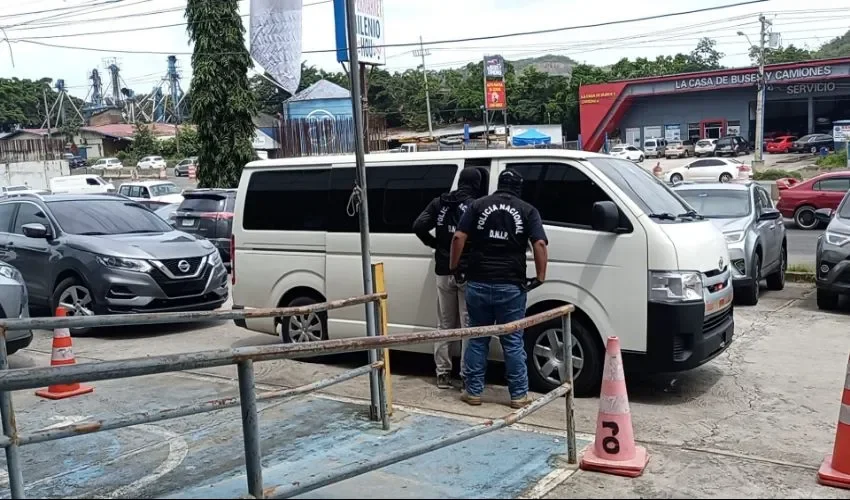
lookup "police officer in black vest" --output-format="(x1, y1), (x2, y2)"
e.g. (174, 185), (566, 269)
(449, 169), (548, 408)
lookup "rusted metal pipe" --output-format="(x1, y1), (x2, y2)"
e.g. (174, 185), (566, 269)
(0, 293), (386, 331)
(238, 361), (263, 499)
(0, 306), (573, 392)
(267, 383), (572, 499)
(0, 327), (24, 498)
(563, 314), (577, 464)
(9, 362), (382, 447)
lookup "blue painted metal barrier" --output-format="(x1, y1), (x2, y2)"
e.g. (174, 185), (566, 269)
(0, 293), (576, 499)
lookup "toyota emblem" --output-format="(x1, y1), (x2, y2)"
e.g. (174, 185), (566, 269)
(177, 260), (191, 273)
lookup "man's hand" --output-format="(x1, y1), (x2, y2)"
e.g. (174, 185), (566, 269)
(524, 277), (543, 292)
(449, 231), (468, 272)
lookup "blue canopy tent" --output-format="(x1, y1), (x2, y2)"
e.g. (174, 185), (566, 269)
(512, 128), (552, 147)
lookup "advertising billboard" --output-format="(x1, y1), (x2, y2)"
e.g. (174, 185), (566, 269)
(484, 55), (505, 79)
(485, 81), (507, 110)
(333, 0), (386, 66)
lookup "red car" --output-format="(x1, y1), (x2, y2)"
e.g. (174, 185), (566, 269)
(766, 135), (797, 154)
(776, 171), (850, 229)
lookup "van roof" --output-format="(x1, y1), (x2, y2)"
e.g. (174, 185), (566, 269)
(244, 149), (605, 169)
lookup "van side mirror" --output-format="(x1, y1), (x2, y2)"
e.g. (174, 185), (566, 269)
(22, 223), (50, 239)
(815, 208), (834, 224)
(758, 207), (782, 221)
(591, 201), (620, 233)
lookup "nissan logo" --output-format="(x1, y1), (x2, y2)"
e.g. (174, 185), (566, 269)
(177, 260), (191, 273)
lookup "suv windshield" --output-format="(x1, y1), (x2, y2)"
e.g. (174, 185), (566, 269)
(675, 189), (751, 218)
(150, 183), (181, 197)
(48, 200), (173, 235)
(588, 157), (694, 221)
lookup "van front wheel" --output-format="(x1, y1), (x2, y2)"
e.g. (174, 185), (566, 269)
(524, 314), (602, 397)
(278, 296), (328, 343)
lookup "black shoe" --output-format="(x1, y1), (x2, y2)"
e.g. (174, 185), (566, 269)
(436, 373), (452, 389)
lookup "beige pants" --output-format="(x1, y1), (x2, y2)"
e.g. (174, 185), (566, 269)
(434, 274), (469, 377)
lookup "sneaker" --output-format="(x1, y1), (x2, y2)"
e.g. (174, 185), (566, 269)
(461, 391), (482, 406)
(510, 394), (532, 409)
(436, 373), (452, 389)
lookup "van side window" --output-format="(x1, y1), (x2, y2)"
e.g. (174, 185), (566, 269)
(243, 169), (331, 230)
(0, 204), (15, 232)
(508, 162), (613, 228)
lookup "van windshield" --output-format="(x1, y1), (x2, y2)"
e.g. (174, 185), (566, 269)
(587, 157), (696, 222)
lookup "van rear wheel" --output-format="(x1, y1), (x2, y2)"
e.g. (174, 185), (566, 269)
(524, 314), (601, 397)
(278, 296), (328, 343)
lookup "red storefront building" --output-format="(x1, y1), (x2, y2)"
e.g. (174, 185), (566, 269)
(578, 57), (850, 152)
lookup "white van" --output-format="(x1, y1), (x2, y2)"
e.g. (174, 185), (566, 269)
(49, 175), (115, 194)
(644, 138), (667, 158)
(230, 150), (734, 395)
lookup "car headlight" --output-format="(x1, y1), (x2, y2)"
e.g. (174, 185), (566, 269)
(825, 230), (850, 247)
(0, 265), (22, 283)
(96, 255), (152, 273)
(207, 250), (222, 267)
(649, 271), (704, 303)
(724, 231), (745, 244)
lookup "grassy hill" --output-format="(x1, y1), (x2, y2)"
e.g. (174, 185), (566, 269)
(510, 54), (577, 76)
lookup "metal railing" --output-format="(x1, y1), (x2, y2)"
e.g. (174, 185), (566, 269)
(0, 293), (576, 499)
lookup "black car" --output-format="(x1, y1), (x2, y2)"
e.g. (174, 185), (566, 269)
(63, 153), (86, 169)
(815, 194), (850, 310)
(790, 134), (834, 154)
(173, 189), (236, 268)
(713, 136), (749, 157)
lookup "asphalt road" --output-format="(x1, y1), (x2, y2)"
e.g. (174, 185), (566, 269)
(785, 220), (821, 268)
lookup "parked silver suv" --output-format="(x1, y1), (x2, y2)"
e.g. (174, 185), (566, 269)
(0, 193), (229, 334)
(673, 182), (787, 305)
(0, 261), (33, 355)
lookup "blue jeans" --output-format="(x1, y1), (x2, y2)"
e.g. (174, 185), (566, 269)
(462, 281), (528, 398)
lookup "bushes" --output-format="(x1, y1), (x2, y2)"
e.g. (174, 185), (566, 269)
(815, 149), (848, 169)
(754, 169), (802, 181)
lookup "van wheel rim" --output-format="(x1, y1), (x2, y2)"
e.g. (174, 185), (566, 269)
(288, 313), (323, 342)
(532, 327), (584, 386)
(59, 286), (94, 316)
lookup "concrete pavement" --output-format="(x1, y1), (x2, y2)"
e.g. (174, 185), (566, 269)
(2, 283), (850, 498)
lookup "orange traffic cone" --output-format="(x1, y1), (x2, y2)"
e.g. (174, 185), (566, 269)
(35, 307), (94, 400)
(818, 354), (850, 489)
(580, 336), (649, 478)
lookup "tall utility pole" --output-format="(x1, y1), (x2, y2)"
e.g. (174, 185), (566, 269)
(753, 14), (771, 167)
(343, 0), (381, 423)
(413, 36), (434, 138)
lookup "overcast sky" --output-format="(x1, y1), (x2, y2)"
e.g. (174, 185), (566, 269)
(0, 0), (846, 100)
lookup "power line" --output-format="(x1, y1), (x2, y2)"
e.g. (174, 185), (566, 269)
(9, 0), (772, 57)
(0, 0), (125, 21)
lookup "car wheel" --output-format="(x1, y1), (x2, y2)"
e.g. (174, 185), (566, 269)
(738, 253), (761, 306)
(524, 314), (602, 397)
(278, 296), (328, 343)
(811, 146), (818, 154)
(638, 155), (644, 162)
(51, 276), (97, 335)
(719, 173), (733, 183)
(794, 205), (819, 230)
(817, 288), (839, 310)
(765, 244), (786, 291)
(670, 173), (683, 183)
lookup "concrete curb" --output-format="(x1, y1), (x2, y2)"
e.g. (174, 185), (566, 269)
(786, 271), (815, 283)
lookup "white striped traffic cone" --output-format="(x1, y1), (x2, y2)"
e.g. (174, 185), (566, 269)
(35, 307), (94, 400)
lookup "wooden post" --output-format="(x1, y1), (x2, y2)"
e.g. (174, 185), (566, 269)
(371, 262), (393, 416)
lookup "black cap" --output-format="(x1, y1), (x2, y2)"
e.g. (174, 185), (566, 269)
(498, 168), (523, 195)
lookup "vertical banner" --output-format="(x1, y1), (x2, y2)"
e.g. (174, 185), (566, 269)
(250, 0), (303, 94)
(333, 0), (386, 65)
(485, 81), (506, 110)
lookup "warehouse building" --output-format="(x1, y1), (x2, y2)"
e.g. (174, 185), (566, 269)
(578, 57), (850, 152)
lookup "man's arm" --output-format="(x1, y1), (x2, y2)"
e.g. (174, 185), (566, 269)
(528, 208), (549, 282)
(412, 198), (439, 249)
(449, 231), (468, 271)
(450, 203), (476, 271)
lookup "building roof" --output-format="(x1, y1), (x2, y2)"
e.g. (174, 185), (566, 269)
(1, 123), (184, 141)
(286, 80), (350, 102)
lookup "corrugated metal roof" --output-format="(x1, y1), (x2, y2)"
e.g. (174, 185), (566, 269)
(286, 80), (350, 102)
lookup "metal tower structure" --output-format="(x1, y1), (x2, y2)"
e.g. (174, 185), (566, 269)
(42, 79), (86, 129)
(136, 56), (187, 124)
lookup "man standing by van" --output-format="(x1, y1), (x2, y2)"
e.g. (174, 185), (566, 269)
(413, 168), (483, 389)
(449, 169), (548, 408)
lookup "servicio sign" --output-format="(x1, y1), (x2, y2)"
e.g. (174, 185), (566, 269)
(333, 0), (386, 65)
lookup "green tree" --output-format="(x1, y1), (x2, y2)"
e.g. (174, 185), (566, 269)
(186, 0), (257, 188)
(126, 122), (157, 165)
(749, 44), (814, 65)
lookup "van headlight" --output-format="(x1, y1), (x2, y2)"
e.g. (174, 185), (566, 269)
(96, 255), (152, 273)
(724, 231), (745, 244)
(649, 271), (703, 303)
(825, 230), (850, 247)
